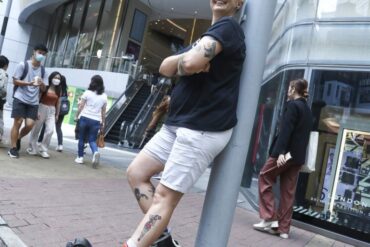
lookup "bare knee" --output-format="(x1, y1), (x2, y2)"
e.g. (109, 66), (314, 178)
(127, 164), (151, 187)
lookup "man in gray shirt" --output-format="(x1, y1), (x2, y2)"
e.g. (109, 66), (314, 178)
(8, 44), (48, 158)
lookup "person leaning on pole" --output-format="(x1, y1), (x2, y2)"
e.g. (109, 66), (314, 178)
(122, 1), (246, 246)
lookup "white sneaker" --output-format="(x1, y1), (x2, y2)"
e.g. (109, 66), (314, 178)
(56, 145), (63, 152)
(280, 233), (289, 239)
(75, 157), (84, 164)
(92, 152), (100, 168)
(26, 147), (38, 155)
(39, 151), (50, 159)
(253, 220), (279, 231)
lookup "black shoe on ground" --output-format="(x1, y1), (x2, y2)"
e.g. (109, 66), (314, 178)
(8, 148), (19, 158)
(152, 232), (180, 247)
(16, 139), (21, 151)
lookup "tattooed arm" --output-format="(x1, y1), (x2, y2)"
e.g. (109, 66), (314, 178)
(159, 36), (222, 77)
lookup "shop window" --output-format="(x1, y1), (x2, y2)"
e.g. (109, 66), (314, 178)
(90, 0), (127, 71)
(294, 69), (370, 243)
(74, 0), (102, 69)
(62, 0), (86, 68)
(241, 69), (305, 196)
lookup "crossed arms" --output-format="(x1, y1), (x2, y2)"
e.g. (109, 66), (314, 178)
(159, 36), (223, 77)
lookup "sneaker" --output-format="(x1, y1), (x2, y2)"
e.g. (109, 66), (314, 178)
(253, 220), (279, 231)
(16, 139), (21, 151)
(39, 151), (50, 159)
(26, 148), (38, 155)
(56, 145), (63, 152)
(75, 157), (84, 164)
(152, 232), (181, 247)
(8, 148), (19, 158)
(92, 152), (100, 169)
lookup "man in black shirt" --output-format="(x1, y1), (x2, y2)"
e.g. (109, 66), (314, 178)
(124, 1), (245, 246)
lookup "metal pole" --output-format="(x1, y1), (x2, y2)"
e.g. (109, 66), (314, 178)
(195, 0), (277, 246)
(0, 0), (13, 53)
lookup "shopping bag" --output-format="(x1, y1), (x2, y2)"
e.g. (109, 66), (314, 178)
(96, 131), (105, 148)
(301, 131), (319, 173)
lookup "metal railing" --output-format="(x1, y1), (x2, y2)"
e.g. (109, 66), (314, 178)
(119, 78), (172, 148)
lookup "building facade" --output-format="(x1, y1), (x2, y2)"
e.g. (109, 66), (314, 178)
(0, 0), (370, 245)
(242, 0), (370, 245)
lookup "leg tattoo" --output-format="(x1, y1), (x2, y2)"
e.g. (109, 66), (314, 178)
(138, 215), (162, 241)
(134, 188), (149, 202)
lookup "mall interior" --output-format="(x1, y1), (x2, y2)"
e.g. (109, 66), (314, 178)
(0, 0), (370, 246)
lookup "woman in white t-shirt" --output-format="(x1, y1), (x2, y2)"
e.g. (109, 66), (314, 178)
(74, 75), (107, 167)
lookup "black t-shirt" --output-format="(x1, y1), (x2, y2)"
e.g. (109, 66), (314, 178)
(165, 16), (246, 131)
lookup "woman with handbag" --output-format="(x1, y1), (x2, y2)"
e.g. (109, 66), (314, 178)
(253, 79), (313, 239)
(74, 75), (107, 168)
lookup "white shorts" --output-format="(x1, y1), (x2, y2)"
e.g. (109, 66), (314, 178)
(143, 124), (233, 193)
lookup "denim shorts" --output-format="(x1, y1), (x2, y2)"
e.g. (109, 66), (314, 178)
(143, 124), (233, 193)
(11, 98), (38, 120)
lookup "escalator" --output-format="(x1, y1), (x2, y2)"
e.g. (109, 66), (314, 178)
(104, 80), (151, 144)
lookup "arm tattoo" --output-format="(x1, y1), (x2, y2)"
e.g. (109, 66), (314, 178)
(203, 41), (217, 59)
(134, 188), (149, 202)
(177, 55), (186, 76)
(138, 215), (162, 241)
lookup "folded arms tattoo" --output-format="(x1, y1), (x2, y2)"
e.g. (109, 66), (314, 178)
(134, 188), (149, 202)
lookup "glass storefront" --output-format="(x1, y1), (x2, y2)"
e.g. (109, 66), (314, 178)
(242, 68), (370, 244)
(294, 69), (370, 243)
(45, 0), (134, 73)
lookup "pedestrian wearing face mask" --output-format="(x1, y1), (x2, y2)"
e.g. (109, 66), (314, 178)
(8, 44), (48, 158)
(26, 71), (62, 158)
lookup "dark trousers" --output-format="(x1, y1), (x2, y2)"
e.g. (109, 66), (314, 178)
(258, 157), (302, 233)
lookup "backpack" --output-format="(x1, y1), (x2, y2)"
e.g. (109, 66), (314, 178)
(13, 61), (45, 97)
(59, 96), (70, 115)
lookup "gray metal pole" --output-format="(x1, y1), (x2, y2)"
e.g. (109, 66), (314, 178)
(195, 0), (277, 246)
(0, 0), (13, 53)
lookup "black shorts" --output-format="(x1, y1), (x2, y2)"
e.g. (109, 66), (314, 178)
(11, 98), (39, 120)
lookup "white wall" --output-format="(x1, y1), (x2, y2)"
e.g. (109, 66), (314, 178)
(47, 68), (130, 99)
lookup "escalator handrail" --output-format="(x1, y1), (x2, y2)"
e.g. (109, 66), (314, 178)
(104, 77), (147, 136)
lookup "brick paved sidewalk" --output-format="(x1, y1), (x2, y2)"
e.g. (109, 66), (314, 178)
(0, 144), (354, 247)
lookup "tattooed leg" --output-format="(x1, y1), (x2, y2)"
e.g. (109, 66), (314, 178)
(134, 188), (149, 202)
(138, 215), (162, 241)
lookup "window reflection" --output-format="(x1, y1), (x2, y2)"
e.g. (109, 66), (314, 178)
(74, 0), (102, 69)
(242, 69), (305, 196)
(294, 70), (370, 243)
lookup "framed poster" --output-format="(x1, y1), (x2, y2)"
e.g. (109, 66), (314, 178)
(328, 124), (370, 220)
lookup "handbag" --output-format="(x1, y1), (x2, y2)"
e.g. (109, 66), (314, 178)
(301, 131), (319, 173)
(96, 131), (105, 148)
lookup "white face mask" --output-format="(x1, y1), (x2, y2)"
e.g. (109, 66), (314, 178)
(52, 79), (61, 86)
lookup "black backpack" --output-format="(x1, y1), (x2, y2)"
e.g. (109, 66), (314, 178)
(59, 96), (70, 115)
(13, 61), (45, 97)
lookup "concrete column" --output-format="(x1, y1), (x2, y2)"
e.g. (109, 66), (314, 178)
(195, 0), (277, 246)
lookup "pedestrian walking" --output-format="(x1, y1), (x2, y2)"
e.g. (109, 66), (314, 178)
(0, 55), (9, 143)
(74, 75), (107, 168)
(38, 75), (69, 152)
(253, 79), (313, 239)
(123, 0), (246, 246)
(27, 71), (62, 158)
(8, 44), (48, 158)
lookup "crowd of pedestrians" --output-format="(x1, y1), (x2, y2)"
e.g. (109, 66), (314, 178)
(0, 43), (107, 168)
